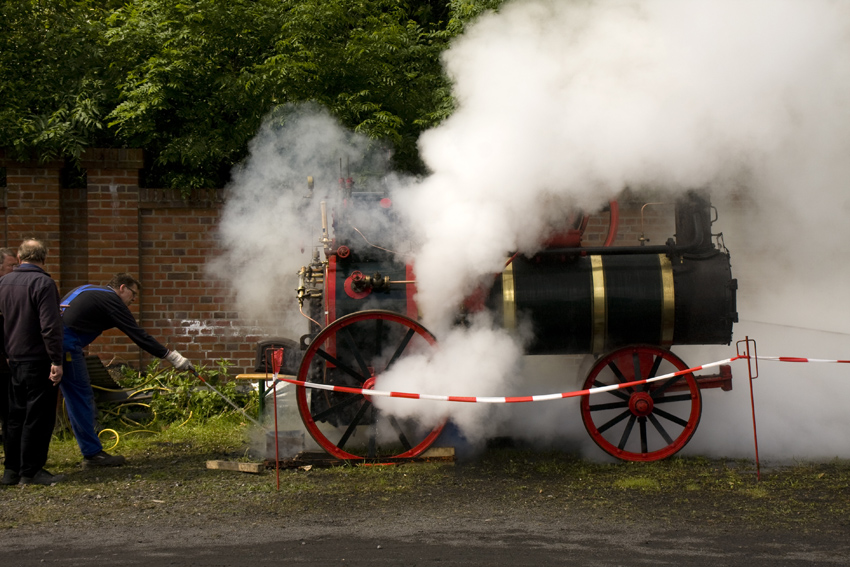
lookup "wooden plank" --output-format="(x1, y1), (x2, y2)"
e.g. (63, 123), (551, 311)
(205, 460), (264, 474)
(266, 446), (456, 469)
(420, 446), (455, 459)
(234, 373), (296, 380)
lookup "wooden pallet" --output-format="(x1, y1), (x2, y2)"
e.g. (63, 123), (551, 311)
(265, 446), (456, 469)
(205, 460), (265, 474)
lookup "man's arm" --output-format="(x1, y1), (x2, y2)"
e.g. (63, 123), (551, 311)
(108, 298), (170, 359)
(116, 309), (193, 371)
(36, 278), (64, 366)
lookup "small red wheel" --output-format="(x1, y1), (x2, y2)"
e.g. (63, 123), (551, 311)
(580, 345), (702, 462)
(295, 310), (445, 460)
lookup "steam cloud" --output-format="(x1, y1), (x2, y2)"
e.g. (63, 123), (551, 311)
(208, 104), (393, 335)
(215, 0), (850, 461)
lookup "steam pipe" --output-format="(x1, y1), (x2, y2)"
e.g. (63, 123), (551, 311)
(603, 200), (620, 247)
(638, 202), (665, 246)
(320, 200), (331, 253)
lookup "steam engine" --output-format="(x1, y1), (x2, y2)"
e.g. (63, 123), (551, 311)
(487, 194), (737, 355)
(292, 186), (738, 463)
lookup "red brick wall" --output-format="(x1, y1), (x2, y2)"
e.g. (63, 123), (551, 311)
(582, 199), (674, 246)
(0, 158), (65, 289)
(138, 199), (259, 371)
(0, 149), (261, 373)
(59, 186), (88, 292)
(85, 190), (261, 372)
(0, 148), (681, 375)
(83, 170), (141, 363)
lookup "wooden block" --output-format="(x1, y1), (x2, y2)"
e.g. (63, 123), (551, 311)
(266, 446), (457, 469)
(205, 460), (264, 474)
(234, 373), (271, 380)
(233, 373), (296, 380)
(420, 446), (455, 459)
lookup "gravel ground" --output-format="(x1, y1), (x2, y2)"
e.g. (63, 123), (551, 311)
(2, 441), (849, 566)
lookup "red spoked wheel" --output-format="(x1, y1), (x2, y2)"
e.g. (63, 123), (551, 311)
(580, 345), (702, 462)
(295, 310), (445, 460)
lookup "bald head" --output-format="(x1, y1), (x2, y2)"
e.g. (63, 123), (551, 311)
(18, 239), (47, 265)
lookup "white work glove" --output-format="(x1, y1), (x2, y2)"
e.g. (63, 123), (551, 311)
(165, 350), (194, 371)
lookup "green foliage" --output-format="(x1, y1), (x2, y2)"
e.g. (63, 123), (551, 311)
(105, 358), (257, 428)
(445, 0), (505, 35)
(107, 0), (458, 185)
(104, 0), (292, 188)
(2, 0), (508, 187)
(0, 0), (125, 162)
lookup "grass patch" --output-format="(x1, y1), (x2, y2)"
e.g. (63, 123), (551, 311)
(3, 424), (850, 537)
(614, 477), (661, 491)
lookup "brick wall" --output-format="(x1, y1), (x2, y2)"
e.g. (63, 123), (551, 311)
(0, 149), (261, 372)
(138, 197), (261, 369)
(0, 157), (65, 289)
(582, 199), (674, 246)
(0, 148), (681, 375)
(59, 186), (88, 292)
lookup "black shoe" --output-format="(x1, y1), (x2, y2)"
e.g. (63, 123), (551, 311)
(19, 469), (65, 486)
(1, 469), (20, 486)
(83, 450), (126, 468)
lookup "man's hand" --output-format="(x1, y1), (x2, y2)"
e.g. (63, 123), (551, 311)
(49, 364), (63, 385)
(165, 350), (194, 371)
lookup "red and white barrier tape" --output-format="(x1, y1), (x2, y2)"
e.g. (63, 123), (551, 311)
(755, 356), (850, 363)
(267, 354), (849, 403)
(270, 356), (756, 404)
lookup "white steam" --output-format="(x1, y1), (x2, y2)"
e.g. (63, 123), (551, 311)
(398, 0), (850, 329)
(215, 0), (850, 461)
(389, 0), (850, 460)
(208, 104), (392, 335)
(374, 313), (525, 444)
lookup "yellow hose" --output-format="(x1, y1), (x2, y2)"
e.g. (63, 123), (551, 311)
(176, 411), (193, 428)
(97, 428), (120, 451)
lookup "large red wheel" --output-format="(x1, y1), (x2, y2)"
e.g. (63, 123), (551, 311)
(580, 345), (702, 462)
(295, 310), (445, 460)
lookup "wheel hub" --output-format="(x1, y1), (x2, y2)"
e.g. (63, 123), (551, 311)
(629, 391), (654, 417)
(362, 374), (376, 402)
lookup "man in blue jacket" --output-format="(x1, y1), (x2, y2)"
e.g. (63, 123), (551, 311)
(0, 239), (65, 486)
(61, 273), (194, 468)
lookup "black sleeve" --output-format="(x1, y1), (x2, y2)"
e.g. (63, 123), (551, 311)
(62, 288), (170, 359)
(107, 298), (170, 359)
(36, 279), (64, 365)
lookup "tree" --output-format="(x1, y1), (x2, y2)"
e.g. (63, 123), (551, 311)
(1, 0), (507, 187)
(0, 0), (125, 162)
(104, 0), (295, 187)
(258, 0), (454, 174)
(107, 0), (458, 187)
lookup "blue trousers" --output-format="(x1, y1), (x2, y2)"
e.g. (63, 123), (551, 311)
(5, 361), (58, 477)
(59, 349), (102, 458)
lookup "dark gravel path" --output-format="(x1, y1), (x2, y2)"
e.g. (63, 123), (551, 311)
(2, 447), (848, 566)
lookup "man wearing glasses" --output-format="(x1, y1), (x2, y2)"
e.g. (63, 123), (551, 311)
(60, 273), (194, 468)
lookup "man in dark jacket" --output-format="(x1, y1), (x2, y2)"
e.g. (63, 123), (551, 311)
(61, 273), (194, 467)
(0, 247), (19, 447)
(0, 239), (65, 486)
